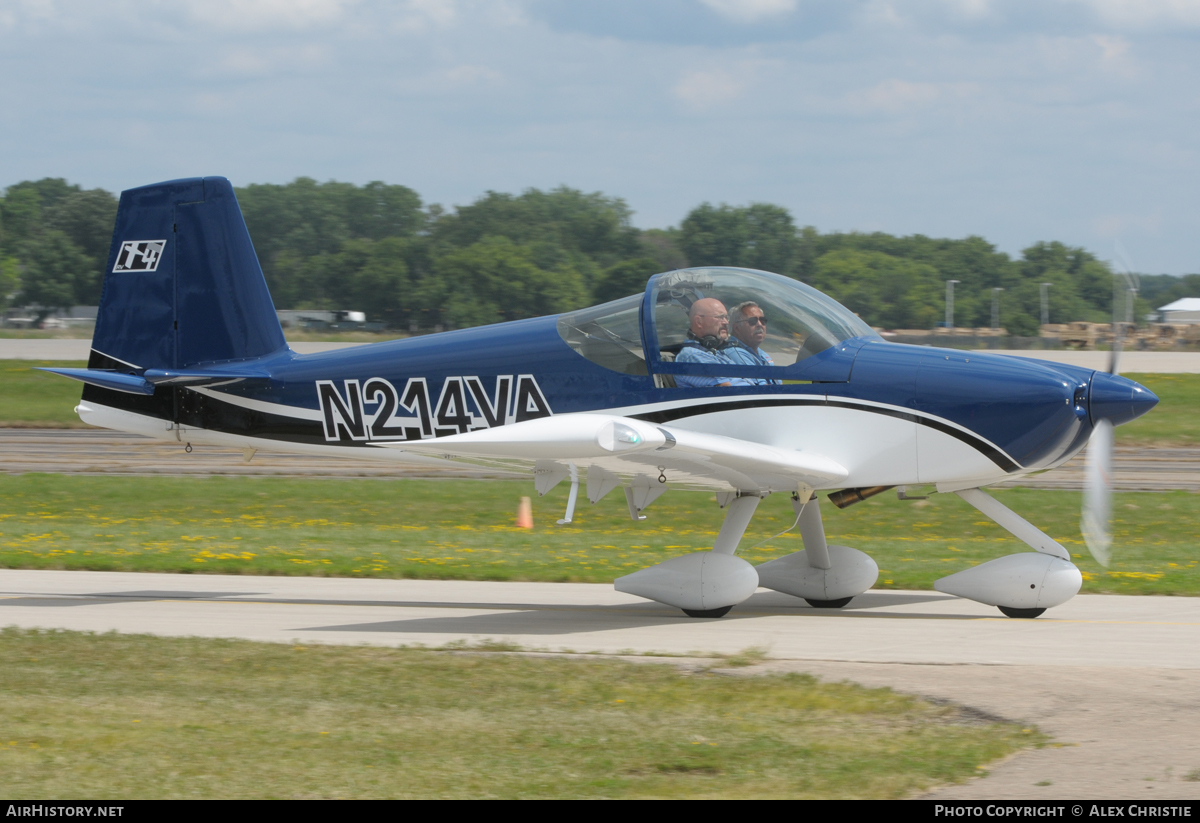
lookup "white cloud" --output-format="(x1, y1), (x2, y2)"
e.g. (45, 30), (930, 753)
(1092, 34), (1130, 60)
(212, 44), (331, 77)
(0, 0), (63, 33)
(673, 68), (745, 108)
(388, 0), (461, 32)
(1074, 0), (1200, 29)
(1093, 209), (1164, 239)
(850, 78), (943, 113)
(698, 0), (797, 24)
(183, 0), (355, 31)
(943, 0), (993, 17)
(442, 64), (503, 87)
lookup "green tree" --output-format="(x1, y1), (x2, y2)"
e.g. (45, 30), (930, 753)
(812, 249), (943, 329)
(236, 178), (424, 311)
(431, 188), (639, 273)
(1141, 273), (1200, 312)
(20, 230), (95, 312)
(679, 203), (799, 275)
(0, 257), (19, 308)
(638, 228), (687, 272)
(419, 237), (589, 329)
(594, 257), (661, 303)
(344, 181), (425, 240)
(0, 188), (43, 258)
(44, 189), (119, 302)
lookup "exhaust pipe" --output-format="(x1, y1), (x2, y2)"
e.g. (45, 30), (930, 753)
(827, 486), (895, 509)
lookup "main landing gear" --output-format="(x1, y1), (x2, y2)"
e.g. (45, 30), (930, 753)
(614, 490), (879, 618)
(614, 483), (1085, 619)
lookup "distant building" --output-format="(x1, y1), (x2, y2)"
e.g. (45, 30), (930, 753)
(2, 305), (97, 329)
(1157, 298), (1200, 324)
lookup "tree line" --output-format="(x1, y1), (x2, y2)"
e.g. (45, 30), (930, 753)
(2, 177), (1193, 336)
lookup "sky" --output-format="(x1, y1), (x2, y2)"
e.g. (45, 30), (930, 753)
(1, 0), (1198, 273)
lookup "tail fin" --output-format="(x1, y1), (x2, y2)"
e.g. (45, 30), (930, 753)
(90, 176), (286, 371)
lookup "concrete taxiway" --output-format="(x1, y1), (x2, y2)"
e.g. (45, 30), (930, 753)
(2, 569), (1198, 799)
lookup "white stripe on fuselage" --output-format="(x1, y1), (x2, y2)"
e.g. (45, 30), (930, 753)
(190, 386), (1016, 467)
(190, 386), (324, 421)
(77, 392), (1013, 489)
(180, 386), (1016, 487)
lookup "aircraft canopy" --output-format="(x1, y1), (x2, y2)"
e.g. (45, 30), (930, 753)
(557, 267), (877, 378)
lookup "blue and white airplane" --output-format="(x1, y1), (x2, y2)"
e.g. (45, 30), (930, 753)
(44, 177), (1158, 618)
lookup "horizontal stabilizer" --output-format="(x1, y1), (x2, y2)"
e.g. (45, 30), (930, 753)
(37, 368), (155, 395)
(40, 366), (270, 394)
(142, 368), (270, 385)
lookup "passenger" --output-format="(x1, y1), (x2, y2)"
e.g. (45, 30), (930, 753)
(674, 298), (756, 387)
(728, 301), (779, 385)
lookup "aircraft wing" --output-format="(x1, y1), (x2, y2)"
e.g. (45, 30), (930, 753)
(379, 413), (847, 492)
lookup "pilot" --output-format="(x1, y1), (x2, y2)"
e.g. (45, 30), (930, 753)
(728, 301), (779, 385)
(674, 298), (756, 388)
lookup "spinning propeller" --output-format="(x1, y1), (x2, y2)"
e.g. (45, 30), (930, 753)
(1080, 248), (1140, 568)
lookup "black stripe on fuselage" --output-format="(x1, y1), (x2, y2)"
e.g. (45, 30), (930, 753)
(630, 397), (1021, 473)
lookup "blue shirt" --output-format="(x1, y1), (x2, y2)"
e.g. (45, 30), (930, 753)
(674, 344), (758, 387)
(727, 342), (780, 384)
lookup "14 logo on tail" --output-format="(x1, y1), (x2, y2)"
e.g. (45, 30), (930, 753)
(113, 240), (166, 272)
(317, 374), (551, 443)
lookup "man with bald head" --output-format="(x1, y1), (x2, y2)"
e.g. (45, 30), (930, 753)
(673, 297), (756, 388)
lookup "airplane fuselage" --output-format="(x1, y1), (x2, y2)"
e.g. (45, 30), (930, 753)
(78, 312), (1143, 494)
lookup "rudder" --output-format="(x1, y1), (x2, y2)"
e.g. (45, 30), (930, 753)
(90, 176), (286, 371)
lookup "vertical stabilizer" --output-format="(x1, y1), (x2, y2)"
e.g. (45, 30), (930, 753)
(90, 177), (286, 371)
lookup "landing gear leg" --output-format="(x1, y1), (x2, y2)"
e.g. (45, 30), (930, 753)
(794, 495), (852, 609)
(679, 494), (761, 618)
(756, 493), (879, 607)
(613, 493), (762, 618)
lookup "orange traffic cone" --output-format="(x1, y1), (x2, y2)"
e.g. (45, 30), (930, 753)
(516, 496), (533, 529)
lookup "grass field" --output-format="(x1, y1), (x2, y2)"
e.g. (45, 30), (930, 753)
(0, 628), (1037, 799)
(1113, 373), (1200, 446)
(0, 361), (88, 427)
(1, 361), (1194, 444)
(0, 474), (1195, 595)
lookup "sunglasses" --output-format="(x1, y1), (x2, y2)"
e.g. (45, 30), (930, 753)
(735, 316), (767, 326)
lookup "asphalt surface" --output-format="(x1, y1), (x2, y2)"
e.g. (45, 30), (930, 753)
(3, 428), (1196, 490)
(1, 569), (1198, 799)
(0, 428), (514, 479)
